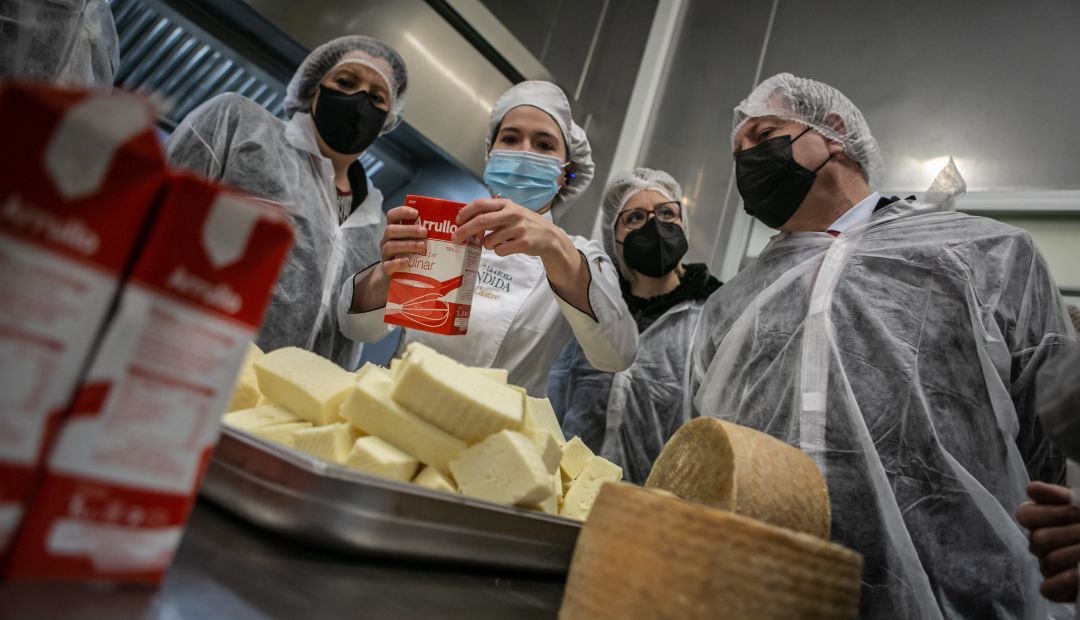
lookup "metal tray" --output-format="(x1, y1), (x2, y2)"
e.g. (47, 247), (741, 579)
(201, 427), (581, 573)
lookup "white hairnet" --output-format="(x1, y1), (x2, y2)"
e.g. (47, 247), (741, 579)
(732, 72), (884, 186)
(485, 80), (594, 205)
(0, 0), (119, 87)
(599, 168), (685, 265)
(284, 35), (408, 134)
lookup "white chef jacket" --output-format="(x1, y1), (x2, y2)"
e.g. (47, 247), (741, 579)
(336, 222), (638, 396)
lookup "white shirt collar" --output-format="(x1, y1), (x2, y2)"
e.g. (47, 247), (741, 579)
(827, 191), (880, 234)
(283, 112), (324, 157)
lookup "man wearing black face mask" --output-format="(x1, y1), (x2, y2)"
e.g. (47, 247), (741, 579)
(690, 72), (1074, 619)
(548, 168), (720, 484)
(168, 36), (408, 370)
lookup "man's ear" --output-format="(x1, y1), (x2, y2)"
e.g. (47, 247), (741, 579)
(821, 112), (848, 156)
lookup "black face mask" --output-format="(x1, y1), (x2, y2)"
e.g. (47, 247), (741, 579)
(312, 85), (388, 155)
(734, 127), (832, 229)
(618, 218), (688, 278)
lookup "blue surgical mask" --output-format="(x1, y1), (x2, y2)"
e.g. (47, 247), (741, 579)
(483, 150), (565, 211)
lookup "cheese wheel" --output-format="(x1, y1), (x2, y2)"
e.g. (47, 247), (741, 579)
(645, 418), (830, 539)
(559, 484), (862, 620)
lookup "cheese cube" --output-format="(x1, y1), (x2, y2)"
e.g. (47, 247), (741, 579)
(413, 466), (457, 493)
(522, 474), (562, 515)
(391, 351), (524, 443)
(292, 423), (359, 463)
(248, 421), (313, 447)
(560, 457), (624, 520)
(555, 472), (564, 507)
(524, 491), (559, 515)
(524, 397), (565, 445)
(223, 405), (300, 430)
(356, 362), (389, 380)
(254, 347), (354, 426)
(522, 428), (561, 475)
(450, 430), (553, 506)
(227, 342), (264, 412)
(471, 367), (509, 383)
(341, 372), (467, 476)
(344, 436), (419, 481)
(560, 436), (594, 480)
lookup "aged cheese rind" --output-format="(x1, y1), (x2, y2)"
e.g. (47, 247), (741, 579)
(558, 484), (862, 620)
(645, 418), (831, 539)
(254, 347), (354, 426)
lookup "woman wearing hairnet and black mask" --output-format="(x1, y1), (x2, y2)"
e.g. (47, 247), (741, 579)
(168, 36), (407, 369)
(339, 81), (638, 396)
(548, 169), (721, 483)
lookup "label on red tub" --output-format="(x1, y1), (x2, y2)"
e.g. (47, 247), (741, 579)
(5, 173), (293, 583)
(384, 195), (481, 335)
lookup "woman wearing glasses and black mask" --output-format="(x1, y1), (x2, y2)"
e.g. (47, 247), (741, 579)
(547, 168), (721, 484)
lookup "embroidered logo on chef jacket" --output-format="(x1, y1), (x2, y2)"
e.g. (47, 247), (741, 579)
(477, 264), (513, 296)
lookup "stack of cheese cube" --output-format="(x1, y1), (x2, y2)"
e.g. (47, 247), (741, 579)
(221, 342), (622, 520)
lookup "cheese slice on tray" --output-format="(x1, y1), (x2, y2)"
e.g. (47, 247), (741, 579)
(341, 371), (467, 476)
(450, 430), (552, 506)
(391, 347), (524, 442)
(223, 404), (300, 430)
(227, 342), (264, 412)
(254, 347), (355, 426)
(344, 436), (419, 482)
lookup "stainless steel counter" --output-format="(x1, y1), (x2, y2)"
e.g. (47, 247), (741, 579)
(0, 500), (566, 620)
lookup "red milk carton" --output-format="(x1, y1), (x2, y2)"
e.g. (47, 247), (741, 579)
(384, 195), (481, 335)
(0, 84), (167, 556)
(5, 172), (293, 583)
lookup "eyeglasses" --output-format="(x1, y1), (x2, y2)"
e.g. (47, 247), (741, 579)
(617, 202), (682, 230)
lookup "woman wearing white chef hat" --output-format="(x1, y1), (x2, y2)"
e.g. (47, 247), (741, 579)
(338, 80), (638, 396)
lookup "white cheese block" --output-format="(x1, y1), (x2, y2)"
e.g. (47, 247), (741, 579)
(413, 466), (457, 493)
(559, 484), (862, 620)
(292, 422), (359, 464)
(560, 456), (623, 520)
(227, 342), (264, 412)
(524, 397), (565, 445)
(355, 362), (389, 380)
(341, 371), (467, 476)
(247, 421), (312, 447)
(560, 436), (594, 480)
(450, 430), (553, 506)
(344, 436), (419, 481)
(523, 490), (559, 515)
(471, 367), (509, 383)
(522, 428), (561, 475)
(223, 405), (300, 430)
(254, 347), (355, 426)
(391, 350), (524, 443)
(645, 418), (831, 539)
